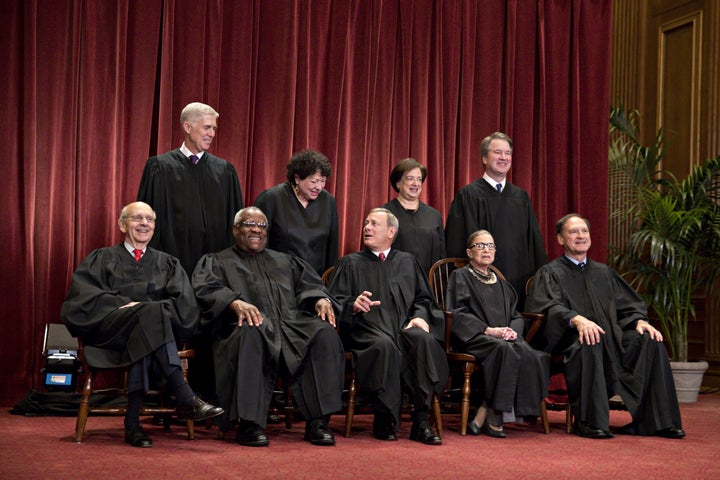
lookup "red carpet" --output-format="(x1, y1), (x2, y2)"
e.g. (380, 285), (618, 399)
(2, 392), (719, 479)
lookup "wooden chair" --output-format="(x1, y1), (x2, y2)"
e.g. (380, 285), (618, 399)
(321, 266), (443, 438)
(524, 275), (626, 434)
(428, 258), (550, 435)
(74, 341), (196, 442)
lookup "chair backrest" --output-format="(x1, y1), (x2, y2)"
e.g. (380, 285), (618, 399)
(322, 266), (335, 286)
(428, 258), (508, 312)
(428, 258), (468, 312)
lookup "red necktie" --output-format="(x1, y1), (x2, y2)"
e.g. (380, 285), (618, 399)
(133, 249), (143, 262)
(379, 252), (386, 262)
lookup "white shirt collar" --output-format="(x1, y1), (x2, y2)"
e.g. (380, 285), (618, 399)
(483, 173), (505, 191)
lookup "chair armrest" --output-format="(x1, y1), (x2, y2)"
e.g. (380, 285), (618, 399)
(520, 311), (544, 344)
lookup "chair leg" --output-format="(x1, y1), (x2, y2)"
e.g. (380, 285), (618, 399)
(540, 400), (550, 434)
(344, 374), (356, 438)
(75, 372), (93, 442)
(459, 368), (472, 436)
(566, 404), (573, 434)
(432, 394), (442, 438)
(185, 418), (195, 440)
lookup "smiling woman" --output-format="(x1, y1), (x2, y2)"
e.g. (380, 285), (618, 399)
(253, 150), (339, 275)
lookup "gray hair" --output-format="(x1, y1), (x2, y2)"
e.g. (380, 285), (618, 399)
(233, 206), (267, 225)
(368, 207), (399, 232)
(180, 102), (219, 125)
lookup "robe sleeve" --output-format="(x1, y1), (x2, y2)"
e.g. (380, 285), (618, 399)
(60, 249), (131, 338)
(524, 264), (578, 352)
(192, 253), (244, 330)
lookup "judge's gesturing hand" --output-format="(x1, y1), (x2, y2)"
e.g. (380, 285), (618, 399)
(570, 314), (605, 345)
(315, 298), (336, 327)
(352, 290), (381, 314)
(231, 299), (263, 327)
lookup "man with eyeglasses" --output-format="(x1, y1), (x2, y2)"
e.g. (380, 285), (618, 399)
(192, 207), (345, 447)
(61, 201), (224, 448)
(445, 131), (547, 308)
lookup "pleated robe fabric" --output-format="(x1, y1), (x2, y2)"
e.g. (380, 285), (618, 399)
(137, 149), (244, 276)
(254, 182), (338, 276)
(382, 198), (446, 275)
(446, 266), (549, 417)
(526, 256), (683, 434)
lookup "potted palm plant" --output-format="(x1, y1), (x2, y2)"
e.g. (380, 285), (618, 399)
(608, 106), (720, 402)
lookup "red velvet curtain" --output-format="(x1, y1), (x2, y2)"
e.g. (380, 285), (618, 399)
(1, 0), (611, 403)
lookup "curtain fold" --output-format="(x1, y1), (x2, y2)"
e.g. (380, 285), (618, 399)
(2, 0), (611, 402)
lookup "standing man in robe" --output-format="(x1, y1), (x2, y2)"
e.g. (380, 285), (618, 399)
(328, 208), (448, 445)
(192, 207), (344, 447)
(526, 213), (685, 439)
(445, 132), (546, 308)
(61, 201), (224, 448)
(137, 101), (244, 401)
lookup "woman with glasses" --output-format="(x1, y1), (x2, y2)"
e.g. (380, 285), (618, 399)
(381, 158), (445, 275)
(446, 230), (549, 438)
(254, 149), (338, 276)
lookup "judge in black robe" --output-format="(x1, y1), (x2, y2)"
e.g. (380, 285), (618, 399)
(381, 158), (446, 275)
(447, 230), (549, 437)
(192, 207), (344, 446)
(328, 208), (448, 444)
(61, 202), (223, 447)
(526, 214), (684, 439)
(137, 103), (244, 401)
(445, 133), (546, 307)
(136, 103), (244, 276)
(253, 150), (338, 275)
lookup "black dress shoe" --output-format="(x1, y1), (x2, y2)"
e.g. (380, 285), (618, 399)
(618, 422), (637, 435)
(372, 414), (397, 441)
(177, 397), (225, 422)
(236, 421), (269, 447)
(409, 421), (442, 445)
(484, 424), (507, 438)
(467, 419), (482, 436)
(124, 425), (153, 448)
(574, 420), (613, 439)
(656, 427), (686, 439)
(304, 419), (336, 446)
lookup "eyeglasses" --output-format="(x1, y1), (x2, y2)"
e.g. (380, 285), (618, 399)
(469, 242), (496, 251)
(126, 215), (156, 223)
(236, 220), (269, 230)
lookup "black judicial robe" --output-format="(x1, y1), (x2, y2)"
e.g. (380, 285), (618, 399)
(382, 198), (446, 275)
(254, 182), (338, 275)
(526, 256), (682, 433)
(447, 266), (549, 416)
(445, 179), (547, 307)
(60, 244), (198, 369)
(329, 249), (449, 423)
(137, 149), (244, 275)
(192, 246), (344, 427)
